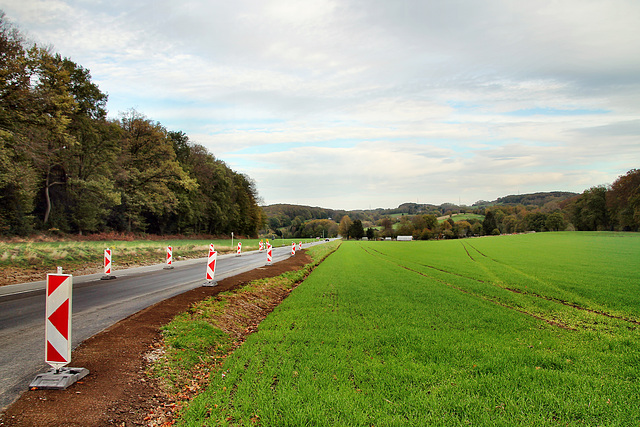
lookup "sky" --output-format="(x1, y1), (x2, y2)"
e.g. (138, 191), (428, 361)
(2, 0), (639, 210)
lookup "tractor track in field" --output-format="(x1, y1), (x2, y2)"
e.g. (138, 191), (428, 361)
(360, 244), (640, 331)
(463, 242), (640, 327)
(459, 242), (475, 261)
(503, 286), (640, 326)
(365, 246), (486, 284)
(398, 263), (576, 331)
(359, 245), (575, 330)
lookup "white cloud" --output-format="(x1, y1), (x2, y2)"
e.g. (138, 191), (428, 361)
(2, 0), (639, 209)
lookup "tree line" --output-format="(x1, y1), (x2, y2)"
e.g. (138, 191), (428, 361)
(264, 169), (639, 240)
(0, 13), (265, 237)
(478, 170), (639, 235)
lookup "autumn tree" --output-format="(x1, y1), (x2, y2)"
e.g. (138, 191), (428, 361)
(338, 215), (352, 238)
(607, 169), (640, 231)
(455, 220), (472, 238)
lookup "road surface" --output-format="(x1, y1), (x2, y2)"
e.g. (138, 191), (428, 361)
(0, 241), (326, 410)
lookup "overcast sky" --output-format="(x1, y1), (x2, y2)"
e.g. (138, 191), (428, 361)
(3, 0), (639, 209)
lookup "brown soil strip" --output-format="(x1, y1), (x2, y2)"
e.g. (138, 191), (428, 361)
(465, 242), (488, 258)
(0, 251), (312, 427)
(460, 242), (475, 261)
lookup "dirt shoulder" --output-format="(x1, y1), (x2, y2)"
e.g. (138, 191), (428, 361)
(0, 251), (312, 427)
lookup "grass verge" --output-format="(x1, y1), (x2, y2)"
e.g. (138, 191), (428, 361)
(0, 238), (318, 286)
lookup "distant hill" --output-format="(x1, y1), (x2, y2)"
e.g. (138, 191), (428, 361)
(491, 192), (578, 207)
(262, 204), (345, 222)
(262, 191), (578, 224)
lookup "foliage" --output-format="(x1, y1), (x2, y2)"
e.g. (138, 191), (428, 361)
(493, 191), (578, 206)
(606, 169), (640, 231)
(0, 15), (264, 237)
(338, 215), (352, 238)
(348, 219), (365, 240)
(568, 186), (609, 231)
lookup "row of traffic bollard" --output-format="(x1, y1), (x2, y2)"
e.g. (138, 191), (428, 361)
(98, 240), (301, 283)
(30, 239), (303, 390)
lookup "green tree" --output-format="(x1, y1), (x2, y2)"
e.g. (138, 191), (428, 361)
(112, 110), (195, 232)
(571, 186), (609, 231)
(0, 14), (38, 234)
(396, 221), (414, 237)
(423, 214), (438, 230)
(607, 169), (640, 231)
(62, 59), (119, 233)
(471, 222), (483, 236)
(526, 212), (548, 232)
(545, 212), (566, 231)
(482, 210), (497, 235)
(0, 133), (37, 234)
(23, 48), (77, 227)
(349, 219), (365, 240)
(366, 227), (375, 240)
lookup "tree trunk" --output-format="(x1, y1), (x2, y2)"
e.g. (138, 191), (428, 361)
(44, 173), (52, 225)
(43, 170), (63, 226)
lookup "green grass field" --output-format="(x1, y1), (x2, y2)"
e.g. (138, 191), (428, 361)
(176, 232), (640, 426)
(438, 213), (485, 223)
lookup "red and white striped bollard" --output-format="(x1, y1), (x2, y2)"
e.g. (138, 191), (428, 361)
(29, 271), (89, 389)
(204, 244), (217, 286)
(45, 273), (72, 370)
(266, 243), (272, 265)
(104, 248), (111, 274)
(164, 246), (174, 269)
(101, 248), (115, 280)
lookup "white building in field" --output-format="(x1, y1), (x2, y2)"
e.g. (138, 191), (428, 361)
(397, 236), (413, 241)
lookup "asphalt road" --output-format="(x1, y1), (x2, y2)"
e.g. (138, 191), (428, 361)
(0, 241), (326, 410)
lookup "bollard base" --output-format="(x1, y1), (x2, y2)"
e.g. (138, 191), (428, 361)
(203, 280), (217, 287)
(163, 266), (175, 270)
(29, 367), (89, 390)
(100, 275), (116, 280)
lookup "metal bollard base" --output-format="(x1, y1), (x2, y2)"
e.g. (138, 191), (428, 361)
(203, 280), (217, 287)
(100, 275), (116, 280)
(29, 367), (90, 390)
